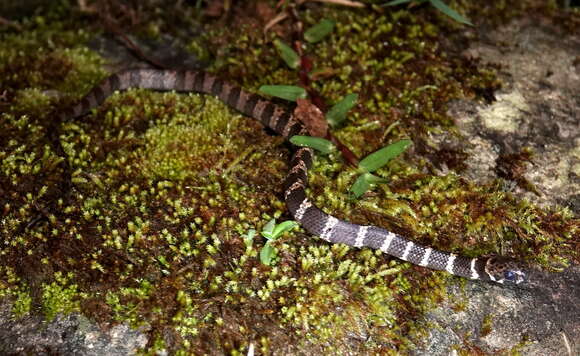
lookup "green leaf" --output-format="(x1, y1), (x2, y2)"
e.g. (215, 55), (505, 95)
(350, 173), (372, 199)
(272, 221), (298, 239)
(358, 139), (412, 173)
(261, 219), (276, 240)
(157, 255), (170, 269)
(304, 19), (336, 43)
(290, 135), (335, 155)
(274, 39), (300, 69)
(325, 93), (358, 128)
(382, 0), (414, 6)
(260, 243), (276, 265)
(259, 85), (307, 102)
(243, 229), (256, 247)
(364, 173), (389, 185)
(349, 173), (389, 199)
(430, 0), (473, 25)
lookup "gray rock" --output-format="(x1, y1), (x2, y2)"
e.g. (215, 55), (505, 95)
(0, 302), (148, 355)
(415, 266), (579, 355)
(417, 16), (579, 356)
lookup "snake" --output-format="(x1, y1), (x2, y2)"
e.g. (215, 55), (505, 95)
(58, 68), (528, 285)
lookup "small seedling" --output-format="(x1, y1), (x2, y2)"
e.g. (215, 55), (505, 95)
(266, 19), (410, 200)
(269, 15), (338, 95)
(259, 219), (298, 265)
(304, 19), (336, 43)
(288, 136), (411, 199)
(350, 139), (412, 198)
(274, 39), (300, 69)
(156, 255), (171, 275)
(258, 85), (307, 102)
(325, 93), (358, 128)
(290, 136), (336, 155)
(242, 229), (256, 248)
(383, 0), (473, 26)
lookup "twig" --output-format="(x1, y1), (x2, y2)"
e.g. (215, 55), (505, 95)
(0, 16), (22, 30)
(113, 30), (168, 69)
(264, 12), (289, 33)
(99, 15), (168, 69)
(310, 0), (366, 7)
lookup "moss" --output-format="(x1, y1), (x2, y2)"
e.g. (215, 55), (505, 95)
(480, 314), (493, 337)
(0, 266), (32, 317)
(42, 272), (85, 321)
(0, 1), (577, 355)
(11, 289), (33, 317)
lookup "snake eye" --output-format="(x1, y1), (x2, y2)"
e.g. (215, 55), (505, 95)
(504, 270), (516, 281)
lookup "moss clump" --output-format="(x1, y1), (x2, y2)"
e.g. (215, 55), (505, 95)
(480, 314), (493, 337)
(0, 266), (32, 317)
(42, 272), (85, 321)
(0, 1), (577, 355)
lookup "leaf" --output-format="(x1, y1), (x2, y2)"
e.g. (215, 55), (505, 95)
(350, 173), (371, 199)
(382, 0), (414, 6)
(364, 173), (389, 185)
(272, 221), (298, 239)
(290, 135), (335, 155)
(294, 98), (328, 137)
(358, 139), (412, 173)
(350, 173), (389, 199)
(274, 39), (300, 69)
(157, 255), (170, 268)
(243, 229), (256, 247)
(308, 67), (338, 81)
(261, 219), (276, 240)
(304, 19), (336, 43)
(259, 85), (307, 102)
(260, 243), (277, 265)
(325, 93), (358, 128)
(430, 0), (473, 25)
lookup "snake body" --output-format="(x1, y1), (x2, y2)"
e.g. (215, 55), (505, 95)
(60, 69), (527, 285)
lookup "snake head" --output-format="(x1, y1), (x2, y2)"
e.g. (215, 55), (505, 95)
(485, 257), (527, 285)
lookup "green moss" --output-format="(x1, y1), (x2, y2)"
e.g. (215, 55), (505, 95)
(136, 93), (249, 181)
(0, 1), (577, 355)
(42, 272), (85, 321)
(0, 267), (32, 317)
(480, 314), (493, 337)
(11, 289), (32, 317)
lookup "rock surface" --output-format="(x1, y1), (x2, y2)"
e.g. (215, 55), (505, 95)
(417, 16), (579, 356)
(0, 302), (148, 355)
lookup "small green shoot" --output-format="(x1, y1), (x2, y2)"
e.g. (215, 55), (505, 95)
(384, 0), (416, 4)
(350, 173), (388, 199)
(259, 219), (298, 265)
(290, 136), (336, 155)
(157, 255), (171, 275)
(259, 85), (307, 102)
(430, 0), (473, 25)
(325, 93), (358, 128)
(304, 19), (336, 43)
(358, 139), (412, 173)
(382, 0), (472, 26)
(350, 140), (412, 198)
(274, 39), (300, 69)
(242, 229), (256, 248)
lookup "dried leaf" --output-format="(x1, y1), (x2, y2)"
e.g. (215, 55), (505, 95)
(294, 98), (328, 138)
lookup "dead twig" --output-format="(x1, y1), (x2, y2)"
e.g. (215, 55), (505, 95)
(264, 12), (290, 34)
(0, 16), (22, 31)
(310, 0), (366, 8)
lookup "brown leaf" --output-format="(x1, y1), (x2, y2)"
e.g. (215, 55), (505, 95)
(294, 98), (328, 138)
(204, 0), (225, 18)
